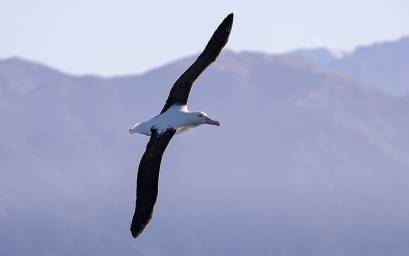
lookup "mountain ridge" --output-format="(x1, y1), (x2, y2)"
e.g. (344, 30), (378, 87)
(1, 36), (409, 256)
(2, 35), (408, 96)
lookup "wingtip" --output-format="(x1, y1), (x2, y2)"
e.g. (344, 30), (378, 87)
(130, 230), (140, 239)
(130, 223), (145, 238)
(221, 13), (233, 33)
(226, 13), (234, 22)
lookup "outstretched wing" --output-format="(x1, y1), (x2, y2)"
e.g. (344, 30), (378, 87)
(160, 13), (234, 114)
(130, 128), (176, 238)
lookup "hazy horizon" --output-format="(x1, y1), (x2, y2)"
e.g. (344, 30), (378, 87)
(2, 35), (408, 78)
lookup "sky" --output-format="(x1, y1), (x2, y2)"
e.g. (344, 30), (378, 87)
(1, 0), (408, 75)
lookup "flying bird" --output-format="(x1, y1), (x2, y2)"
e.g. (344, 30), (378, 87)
(129, 13), (233, 238)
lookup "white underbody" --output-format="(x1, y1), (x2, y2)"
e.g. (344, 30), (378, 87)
(129, 105), (199, 136)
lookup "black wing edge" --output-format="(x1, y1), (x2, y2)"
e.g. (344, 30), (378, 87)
(160, 13), (234, 114)
(130, 128), (176, 238)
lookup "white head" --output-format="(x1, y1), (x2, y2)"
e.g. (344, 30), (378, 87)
(189, 112), (220, 127)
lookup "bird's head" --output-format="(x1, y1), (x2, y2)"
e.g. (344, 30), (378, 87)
(190, 112), (220, 127)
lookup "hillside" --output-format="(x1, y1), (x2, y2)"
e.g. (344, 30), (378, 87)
(1, 42), (409, 255)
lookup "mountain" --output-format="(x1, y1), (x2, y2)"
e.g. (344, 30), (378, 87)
(288, 37), (409, 95)
(331, 36), (409, 95)
(0, 57), (68, 96)
(1, 40), (409, 256)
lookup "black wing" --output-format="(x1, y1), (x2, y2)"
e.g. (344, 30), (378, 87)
(160, 13), (234, 114)
(130, 128), (176, 238)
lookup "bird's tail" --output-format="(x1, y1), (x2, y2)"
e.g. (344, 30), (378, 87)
(130, 122), (151, 135)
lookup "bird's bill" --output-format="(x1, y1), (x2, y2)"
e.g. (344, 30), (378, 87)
(205, 117), (221, 126)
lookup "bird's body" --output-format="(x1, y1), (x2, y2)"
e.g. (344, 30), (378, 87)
(129, 13), (233, 238)
(129, 105), (219, 136)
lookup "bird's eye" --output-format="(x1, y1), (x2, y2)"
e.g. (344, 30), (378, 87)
(199, 114), (202, 117)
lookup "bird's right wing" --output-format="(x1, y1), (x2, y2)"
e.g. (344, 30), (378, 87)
(160, 13), (234, 114)
(130, 128), (176, 238)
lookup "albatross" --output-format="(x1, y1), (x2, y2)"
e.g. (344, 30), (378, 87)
(128, 13), (233, 238)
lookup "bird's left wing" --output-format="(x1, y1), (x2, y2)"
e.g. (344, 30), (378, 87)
(130, 128), (176, 238)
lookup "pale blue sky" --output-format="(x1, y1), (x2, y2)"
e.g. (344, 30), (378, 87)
(1, 0), (408, 75)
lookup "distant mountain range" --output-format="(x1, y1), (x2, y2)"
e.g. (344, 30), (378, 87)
(1, 37), (409, 256)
